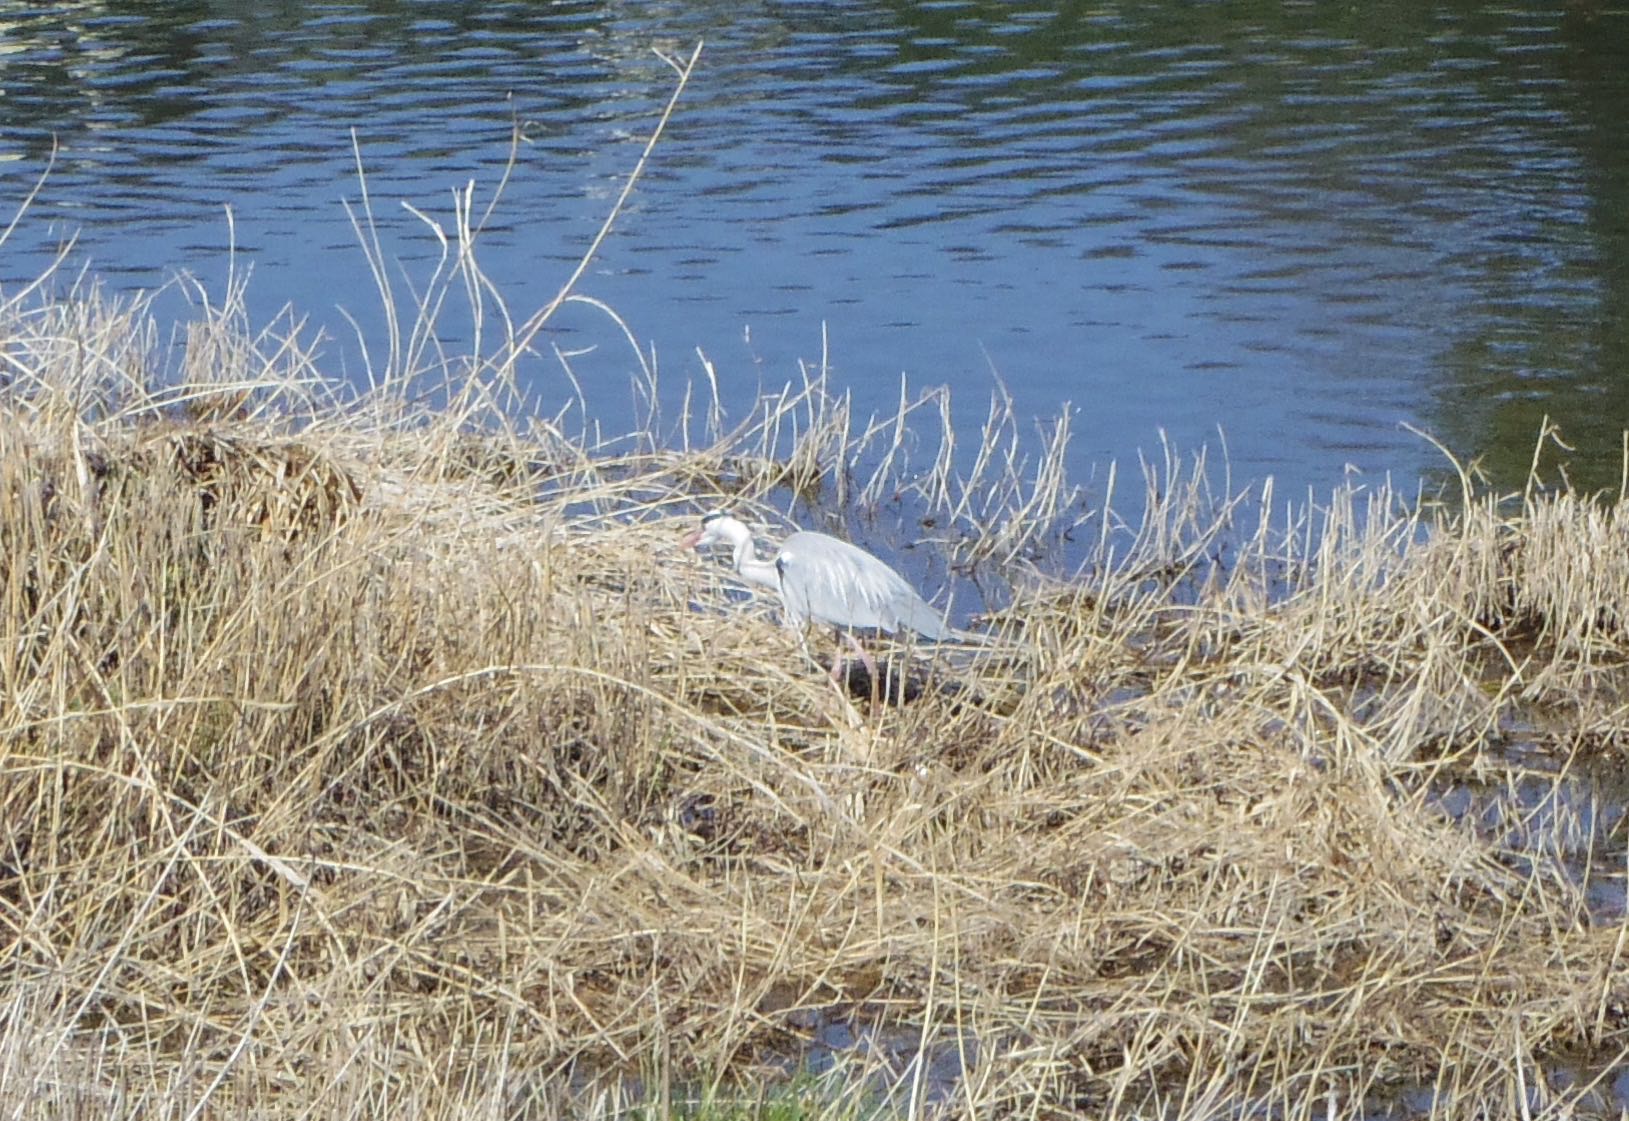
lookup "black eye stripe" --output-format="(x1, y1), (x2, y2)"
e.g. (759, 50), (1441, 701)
(701, 511), (725, 526)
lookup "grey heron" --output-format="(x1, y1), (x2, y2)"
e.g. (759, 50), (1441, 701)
(680, 511), (951, 693)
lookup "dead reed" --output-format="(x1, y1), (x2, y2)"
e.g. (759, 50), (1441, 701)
(2, 263), (1628, 1121)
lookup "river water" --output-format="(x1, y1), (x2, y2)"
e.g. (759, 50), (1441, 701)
(3, 1), (1629, 501)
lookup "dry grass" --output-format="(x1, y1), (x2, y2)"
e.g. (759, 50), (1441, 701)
(6, 56), (1629, 1121)
(3, 275), (1629, 1121)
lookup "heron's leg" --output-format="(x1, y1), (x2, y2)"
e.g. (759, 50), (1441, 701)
(840, 631), (880, 713)
(825, 631), (875, 679)
(845, 631), (878, 684)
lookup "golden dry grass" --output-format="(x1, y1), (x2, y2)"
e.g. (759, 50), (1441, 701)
(2, 275), (1629, 1121)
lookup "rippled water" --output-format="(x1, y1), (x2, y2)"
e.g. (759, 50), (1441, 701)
(3, 1), (1628, 498)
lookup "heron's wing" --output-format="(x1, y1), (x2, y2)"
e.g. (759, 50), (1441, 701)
(887, 587), (953, 640)
(771, 552), (809, 630)
(774, 546), (872, 630)
(845, 547), (954, 638)
(777, 533), (950, 638)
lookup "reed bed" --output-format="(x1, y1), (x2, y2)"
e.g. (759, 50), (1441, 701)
(1, 273), (1627, 1121)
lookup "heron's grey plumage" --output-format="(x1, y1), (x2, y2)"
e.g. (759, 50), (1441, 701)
(681, 513), (951, 691)
(774, 532), (951, 639)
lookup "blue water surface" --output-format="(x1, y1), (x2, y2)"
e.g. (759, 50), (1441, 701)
(3, 1), (1628, 500)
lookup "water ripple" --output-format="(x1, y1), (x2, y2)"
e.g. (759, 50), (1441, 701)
(1, 2), (1628, 495)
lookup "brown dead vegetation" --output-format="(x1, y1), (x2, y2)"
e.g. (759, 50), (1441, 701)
(3, 278), (1629, 1121)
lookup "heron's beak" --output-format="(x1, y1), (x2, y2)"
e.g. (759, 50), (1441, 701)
(679, 528), (703, 551)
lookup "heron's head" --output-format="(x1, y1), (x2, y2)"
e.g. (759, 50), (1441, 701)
(680, 510), (743, 552)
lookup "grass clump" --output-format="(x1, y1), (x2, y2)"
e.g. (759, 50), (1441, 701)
(3, 274), (1629, 1121)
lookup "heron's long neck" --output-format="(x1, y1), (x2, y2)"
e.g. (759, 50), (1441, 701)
(729, 534), (780, 592)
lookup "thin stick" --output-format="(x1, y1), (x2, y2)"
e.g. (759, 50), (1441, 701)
(500, 41), (704, 377)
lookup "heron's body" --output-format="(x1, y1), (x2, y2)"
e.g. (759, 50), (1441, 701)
(775, 530), (951, 639)
(681, 512), (950, 693)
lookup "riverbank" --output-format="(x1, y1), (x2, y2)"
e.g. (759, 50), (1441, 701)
(3, 284), (1628, 1120)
